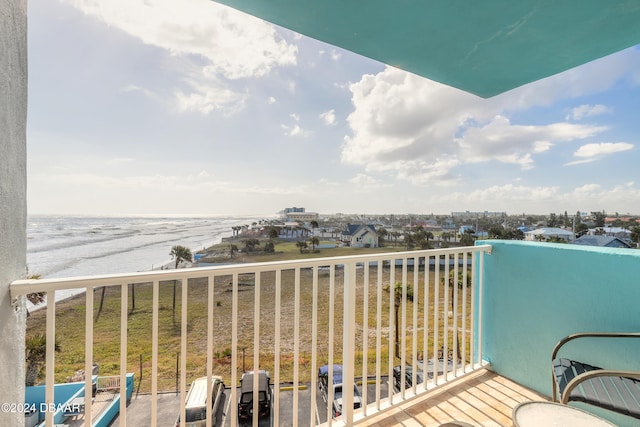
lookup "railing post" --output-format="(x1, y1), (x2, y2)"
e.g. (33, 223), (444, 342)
(343, 262), (356, 425)
(45, 290), (56, 427)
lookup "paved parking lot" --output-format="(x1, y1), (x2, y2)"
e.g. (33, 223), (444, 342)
(112, 378), (390, 426)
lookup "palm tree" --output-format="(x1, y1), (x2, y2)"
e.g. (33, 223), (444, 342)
(377, 227), (388, 247)
(309, 236), (320, 251)
(170, 245), (193, 316)
(170, 245), (193, 269)
(441, 268), (471, 361)
(386, 281), (414, 358)
(229, 244), (238, 258)
(25, 333), (60, 386)
(295, 240), (308, 253)
(267, 226), (279, 240)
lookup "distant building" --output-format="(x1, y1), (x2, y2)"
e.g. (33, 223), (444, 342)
(589, 227), (632, 240)
(525, 227), (575, 242)
(283, 207), (306, 214)
(341, 224), (378, 248)
(280, 207), (318, 222)
(451, 211), (506, 219)
(286, 211), (318, 222)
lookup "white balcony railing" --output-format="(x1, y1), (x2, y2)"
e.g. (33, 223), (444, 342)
(11, 245), (491, 427)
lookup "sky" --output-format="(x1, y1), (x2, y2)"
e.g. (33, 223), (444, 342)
(26, 0), (640, 217)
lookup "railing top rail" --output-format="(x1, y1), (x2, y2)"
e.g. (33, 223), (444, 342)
(10, 244), (491, 296)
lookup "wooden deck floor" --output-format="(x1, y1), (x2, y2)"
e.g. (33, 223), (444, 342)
(362, 369), (549, 427)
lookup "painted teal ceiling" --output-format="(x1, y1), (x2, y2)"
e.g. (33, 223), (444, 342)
(212, 0), (640, 98)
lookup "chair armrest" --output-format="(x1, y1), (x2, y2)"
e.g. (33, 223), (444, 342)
(551, 332), (640, 401)
(552, 332), (640, 361)
(561, 369), (640, 404)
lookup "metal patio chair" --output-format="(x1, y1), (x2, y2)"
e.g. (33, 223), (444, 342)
(551, 332), (640, 419)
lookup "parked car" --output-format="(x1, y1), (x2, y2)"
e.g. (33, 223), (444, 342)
(237, 370), (271, 424)
(394, 358), (454, 392)
(318, 364), (363, 418)
(174, 375), (225, 427)
(392, 365), (425, 392)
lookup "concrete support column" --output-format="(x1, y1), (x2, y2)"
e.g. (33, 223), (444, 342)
(0, 0), (28, 426)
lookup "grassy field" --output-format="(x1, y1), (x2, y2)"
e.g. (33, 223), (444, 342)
(26, 242), (472, 392)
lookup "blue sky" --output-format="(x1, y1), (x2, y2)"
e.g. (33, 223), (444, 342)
(27, 0), (640, 217)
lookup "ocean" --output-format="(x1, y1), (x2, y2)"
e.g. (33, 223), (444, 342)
(26, 214), (266, 280)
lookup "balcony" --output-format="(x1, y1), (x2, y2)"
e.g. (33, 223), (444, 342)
(10, 241), (640, 427)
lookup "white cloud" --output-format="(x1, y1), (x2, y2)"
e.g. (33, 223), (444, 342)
(63, 0), (297, 79)
(574, 142), (634, 158)
(267, 96), (277, 104)
(458, 116), (604, 168)
(565, 142), (634, 166)
(343, 67), (609, 185)
(330, 50), (342, 61)
(319, 109), (337, 126)
(281, 124), (309, 137)
(566, 104), (612, 120)
(63, 0), (297, 116)
(289, 113), (300, 121)
(175, 77), (248, 115)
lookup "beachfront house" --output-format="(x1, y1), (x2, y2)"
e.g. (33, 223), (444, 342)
(341, 224), (379, 248)
(4, 2), (640, 426)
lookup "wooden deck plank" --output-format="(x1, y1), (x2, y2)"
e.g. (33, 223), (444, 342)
(360, 369), (549, 427)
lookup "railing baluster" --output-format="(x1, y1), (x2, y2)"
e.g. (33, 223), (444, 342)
(477, 250), (485, 367)
(412, 256), (419, 394)
(45, 290), (55, 427)
(362, 260), (369, 416)
(252, 272), (261, 427)
(470, 251), (477, 368)
(230, 273), (238, 424)
(293, 267), (300, 427)
(462, 253), (468, 372)
(433, 256), (440, 385)
(151, 280), (159, 426)
(388, 260), (395, 404)
(342, 262), (356, 425)
(453, 253), (460, 376)
(400, 258), (407, 398)
(310, 266), (319, 427)
(85, 285), (93, 427)
(327, 265), (335, 425)
(443, 254), (450, 382)
(206, 275), (214, 427)
(120, 283), (128, 426)
(375, 260), (383, 408)
(273, 268), (281, 426)
(423, 255), (430, 391)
